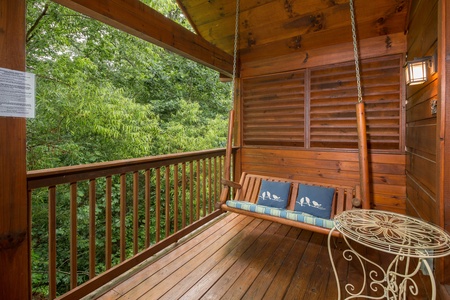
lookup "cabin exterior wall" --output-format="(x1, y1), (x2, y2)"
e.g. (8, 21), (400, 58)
(237, 34), (407, 213)
(406, 0), (450, 289)
(239, 148), (406, 213)
(405, 0), (439, 223)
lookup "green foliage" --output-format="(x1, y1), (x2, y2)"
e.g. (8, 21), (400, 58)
(26, 0), (231, 168)
(26, 0), (231, 297)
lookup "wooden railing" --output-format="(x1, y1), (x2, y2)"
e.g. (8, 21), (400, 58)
(27, 148), (232, 299)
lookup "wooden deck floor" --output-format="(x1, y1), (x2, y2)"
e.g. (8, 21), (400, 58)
(92, 212), (433, 300)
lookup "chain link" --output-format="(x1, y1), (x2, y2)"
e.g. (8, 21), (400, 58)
(349, 0), (363, 103)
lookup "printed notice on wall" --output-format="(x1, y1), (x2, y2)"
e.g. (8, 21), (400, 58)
(0, 67), (35, 118)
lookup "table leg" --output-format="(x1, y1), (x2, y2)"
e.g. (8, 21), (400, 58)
(328, 228), (342, 300)
(328, 229), (435, 299)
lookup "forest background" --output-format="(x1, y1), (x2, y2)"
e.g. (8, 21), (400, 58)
(26, 0), (231, 297)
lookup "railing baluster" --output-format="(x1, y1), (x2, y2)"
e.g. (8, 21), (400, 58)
(89, 179), (96, 279)
(189, 162), (193, 224)
(174, 164), (179, 232)
(202, 159), (206, 217)
(214, 156), (217, 207)
(49, 186), (57, 300)
(26, 148), (230, 298)
(120, 173), (126, 262)
(145, 169), (151, 248)
(105, 176), (112, 270)
(165, 166), (170, 238)
(208, 158), (212, 213)
(70, 183), (78, 288)
(133, 171), (139, 255)
(196, 160), (201, 220)
(182, 163), (186, 228)
(156, 168), (161, 243)
(220, 156), (224, 196)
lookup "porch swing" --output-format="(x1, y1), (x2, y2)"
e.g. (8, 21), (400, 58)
(218, 0), (370, 237)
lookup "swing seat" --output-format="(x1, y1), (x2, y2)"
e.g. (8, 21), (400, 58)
(219, 173), (362, 237)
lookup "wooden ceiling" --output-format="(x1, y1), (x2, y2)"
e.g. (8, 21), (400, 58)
(177, 0), (410, 62)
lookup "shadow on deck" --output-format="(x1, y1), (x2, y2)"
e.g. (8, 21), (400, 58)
(86, 213), (433, 299)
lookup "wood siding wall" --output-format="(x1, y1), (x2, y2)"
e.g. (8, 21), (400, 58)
(240, 148), (406, 213)
(405, 0), (439, 223)
(242, 56), (403, 151)
(242, 72), (306, 147)
(238, 54), (407, 213)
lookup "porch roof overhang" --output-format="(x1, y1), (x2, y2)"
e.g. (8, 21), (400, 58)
(176, 0), (410, 64)
(51, 0), (411, 80)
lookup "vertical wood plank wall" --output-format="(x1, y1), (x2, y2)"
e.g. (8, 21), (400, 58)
(405, 0), (439, 223)
(0, 1), (30, 299)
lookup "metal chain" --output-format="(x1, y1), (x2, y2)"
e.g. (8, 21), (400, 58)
(231, 0), (240, 101)
(349, 0), (363, 103)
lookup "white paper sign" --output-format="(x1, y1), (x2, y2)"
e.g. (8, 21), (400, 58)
(0, 67), (36, 118)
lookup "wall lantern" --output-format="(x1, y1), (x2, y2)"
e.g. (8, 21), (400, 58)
(405, 52), (437, 86)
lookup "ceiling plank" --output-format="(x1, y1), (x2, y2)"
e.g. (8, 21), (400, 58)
(240, 16), (407, 63)
(237, 0), (405, 50)
(52, 0), (234, 76)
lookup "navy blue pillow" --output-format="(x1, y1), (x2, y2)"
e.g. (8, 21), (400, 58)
(294, 184), (335, 219)
(257, 180), (290, 208)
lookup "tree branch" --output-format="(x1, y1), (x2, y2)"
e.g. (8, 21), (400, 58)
(27, 3), (49, 44)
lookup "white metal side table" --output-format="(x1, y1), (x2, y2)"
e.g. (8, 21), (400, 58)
(328, 209), (450, 299)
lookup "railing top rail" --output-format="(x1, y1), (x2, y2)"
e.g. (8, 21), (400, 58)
(27, 148), (236, 190)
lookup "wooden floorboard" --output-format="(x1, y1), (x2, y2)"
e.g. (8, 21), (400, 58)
(241, 227), (302, 300)
(94, 212), (433, 300)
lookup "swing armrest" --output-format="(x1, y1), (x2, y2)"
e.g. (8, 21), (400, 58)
(351, 197), (362, 208)
(216, 179), (242, 209)
(221, 179), (242, 190)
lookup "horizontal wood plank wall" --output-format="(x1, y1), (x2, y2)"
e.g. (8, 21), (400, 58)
(242, 55), (403, 152)
(242, 72), (305, 147)
(309, 56), (402, 150)
(239, 53), (406, 213)
(405, 0), (438, 224)
(405, 79), (438, 222)
(240, 148), (406, 213)
(241, 33), (407, 78)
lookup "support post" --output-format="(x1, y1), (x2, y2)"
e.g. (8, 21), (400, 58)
(438, 0), (450, 288)
(356, 102), (370, 208)
(0, 0), (30, 299)
(218, 110), (234, 206)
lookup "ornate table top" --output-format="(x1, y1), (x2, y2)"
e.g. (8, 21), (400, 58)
(334, 209), (450, 258)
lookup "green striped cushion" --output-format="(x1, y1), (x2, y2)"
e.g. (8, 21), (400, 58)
(226, 200), (335, 229)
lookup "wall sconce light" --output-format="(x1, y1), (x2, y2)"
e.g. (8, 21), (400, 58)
(405, 52), (437, 86)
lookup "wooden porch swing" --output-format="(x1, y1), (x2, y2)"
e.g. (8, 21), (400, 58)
(217, 0), (370, 237)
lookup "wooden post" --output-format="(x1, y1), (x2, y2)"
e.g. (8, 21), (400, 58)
(218, 110), (234, 205)
(0, 0), (31, 299)
(356, 102), (370, 208)
(438, 0), (450, 288)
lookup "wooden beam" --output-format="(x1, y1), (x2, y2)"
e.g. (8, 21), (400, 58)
(0, 1), (30, 299)
(52, 0), (234, 77)
(438, 0), (450, 287)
